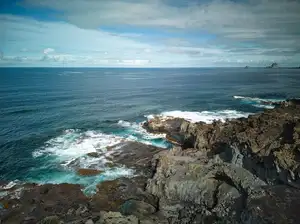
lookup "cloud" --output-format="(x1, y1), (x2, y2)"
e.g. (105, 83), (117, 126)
(2, 0), (300, 67)
(43, 48), (55, 54)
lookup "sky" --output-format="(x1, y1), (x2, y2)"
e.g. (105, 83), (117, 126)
(0, 0), (300, 67)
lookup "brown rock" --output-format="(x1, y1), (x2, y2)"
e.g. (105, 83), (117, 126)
(76, 169), (103, 176)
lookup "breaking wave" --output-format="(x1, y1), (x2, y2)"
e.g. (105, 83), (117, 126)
(31, 121), (171, 194)
(147, 110), (252, 124)
(233, 95), (284, 109)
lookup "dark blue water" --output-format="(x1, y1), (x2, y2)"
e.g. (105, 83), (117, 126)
(0, 67), (299, 193)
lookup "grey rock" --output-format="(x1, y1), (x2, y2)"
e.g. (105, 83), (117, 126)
(39, 216), (60, 224)
(96, 211), (139, 224)
(85, 220), (94, 224)
(120, 199), (156, 216)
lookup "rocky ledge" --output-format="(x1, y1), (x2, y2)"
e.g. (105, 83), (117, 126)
(1, 99), (300, 223)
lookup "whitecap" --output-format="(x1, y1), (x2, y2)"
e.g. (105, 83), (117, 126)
(233, 95), (284, 109)
(117, 120), (168, 148)
(33, 129), (125, 164)
(233, 95), (284, 103)
(253, 104), (275, 109)
(146, 110), (252, 124)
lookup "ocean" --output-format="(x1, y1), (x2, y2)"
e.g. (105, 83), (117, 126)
(0, 67), (299, 194)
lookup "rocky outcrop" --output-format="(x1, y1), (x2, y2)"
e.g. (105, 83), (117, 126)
(2, 99), (300, 223)
(146, 147), (265, 223)
(68, 141), (164, 178)
(0, 184), (91, 223)
(144, 100), (300, 188)
(266, 62), (279, 68)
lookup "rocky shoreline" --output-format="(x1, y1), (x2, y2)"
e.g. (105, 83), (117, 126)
(1, 99), (300, 223)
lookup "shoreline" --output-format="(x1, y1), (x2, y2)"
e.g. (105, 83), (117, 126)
(1, 99), (300, 223)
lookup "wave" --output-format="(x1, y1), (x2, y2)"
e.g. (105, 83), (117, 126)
(33, 129), (125, 162)
(233, 95), (284, 109)
(146, 110), (252, 124)
(26, 167), (134, 195)
(32, 123), (170, 194)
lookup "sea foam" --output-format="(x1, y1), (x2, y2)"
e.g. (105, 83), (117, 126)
(147, 110), (252, 124)
(233, 95), (284, 109)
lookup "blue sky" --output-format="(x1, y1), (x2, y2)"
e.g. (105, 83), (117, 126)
(0, 0), (300, 67)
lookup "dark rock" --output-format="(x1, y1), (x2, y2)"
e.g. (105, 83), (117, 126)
(22, 216), (37, 224)
(39, 216), (60, 224)
(266, 62), (279, 68)
(1, 184), (89, 223)
(86, 152), (100, 158)
(242, 185), (300, 224)
(144, 101), (300, 187)
(108, 141), (164, 177)
(146, 147), (265, 223)
(120, 199), (156, 216)
(90, 177), (158, 213)
(67, 142), (164, 177)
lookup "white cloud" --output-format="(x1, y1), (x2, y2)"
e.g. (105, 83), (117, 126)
(43, 48), (55, 54)
(2, 0), (300, 67)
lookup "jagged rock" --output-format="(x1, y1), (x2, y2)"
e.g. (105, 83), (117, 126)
(146, 147), (266, 223)
(67, 142), (164, 178)
(144, 101), (300, 187)
(0, 184), (89, 223)
(90, 177), (158, 213)
(109, 142), (164, 177)
(242, 185), (300, 224)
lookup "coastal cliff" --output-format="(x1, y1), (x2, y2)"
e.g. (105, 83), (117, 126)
(1, 99), (300, 223)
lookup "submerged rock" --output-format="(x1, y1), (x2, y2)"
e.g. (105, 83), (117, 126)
(76, 169), (103, 176)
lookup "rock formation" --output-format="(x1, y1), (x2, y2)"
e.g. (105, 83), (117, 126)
(1, 99), (300, 223)
(266, 62), (279, 68)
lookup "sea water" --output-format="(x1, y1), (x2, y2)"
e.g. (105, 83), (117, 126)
(0, 67), (299, 194)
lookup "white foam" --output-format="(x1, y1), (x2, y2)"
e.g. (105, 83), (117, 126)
(33, 129), (125, 163)
(253, 104), (275, 109)
(147, 110), (251, 124)
(233, 95), (284, 103)
(1, 180), (19, 190)
(118, 120), (167, 140)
